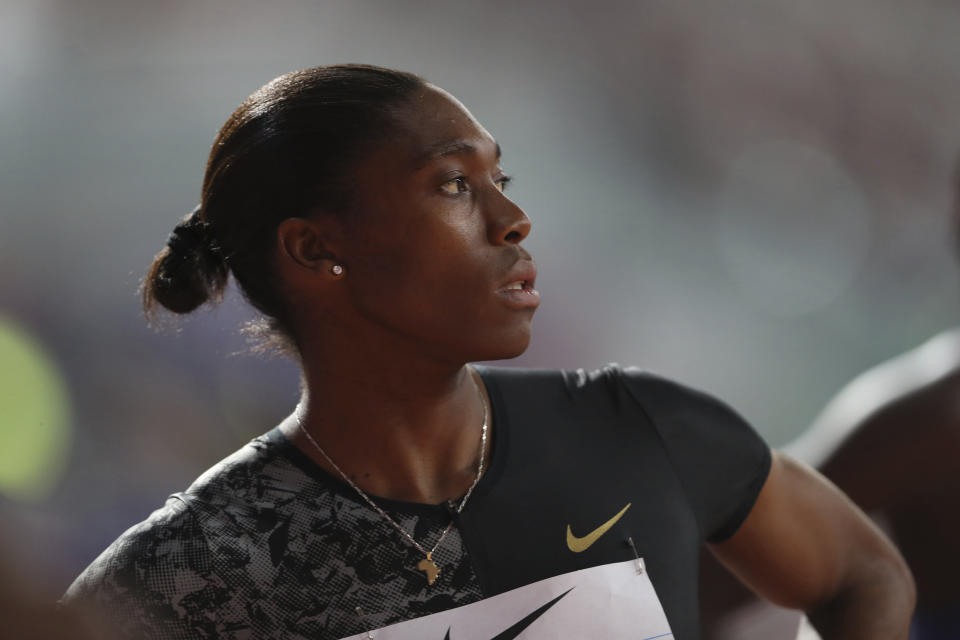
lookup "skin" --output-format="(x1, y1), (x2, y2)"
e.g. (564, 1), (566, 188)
(702, 183), (960, 637)
(792, 329), (960, 611)
(795, 171), (960, 618)
(275, 85), (535, 504)
(711, 452), (915, 639)
(702, 331), (958, 637)
(269, 84), (914, 635)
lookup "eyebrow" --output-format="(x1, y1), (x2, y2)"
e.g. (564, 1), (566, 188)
(413, 140), (502, 168)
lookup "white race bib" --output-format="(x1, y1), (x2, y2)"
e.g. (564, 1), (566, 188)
(339, 559), (674, 640)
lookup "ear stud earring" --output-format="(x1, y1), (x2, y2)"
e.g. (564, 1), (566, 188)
(331, 264), (344, 276)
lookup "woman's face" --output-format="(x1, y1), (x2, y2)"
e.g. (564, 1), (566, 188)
(336, 85), (539, 364)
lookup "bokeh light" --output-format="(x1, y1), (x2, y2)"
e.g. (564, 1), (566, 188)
(0, 315), (72, 502)
(713, 139), (872, 316)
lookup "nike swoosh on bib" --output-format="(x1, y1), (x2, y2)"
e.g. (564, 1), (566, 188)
(566, 503), (631, 552)
(439, 588), (574, 640)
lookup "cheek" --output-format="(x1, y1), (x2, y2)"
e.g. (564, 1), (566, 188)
(349, 225), (487, 315)
(344, 228), (534, 360)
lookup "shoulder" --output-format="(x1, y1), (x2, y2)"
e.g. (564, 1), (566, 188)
(787, 330), (960, 509)
(61, 495), (209, 637)
(787, 329), (960, 468)
(64, 495), (202, 596)
(480, 364), (769, 542)
(478, 362), (751, 430)
(865, 329), (960, 426)
(185, 428), (288, 497)
(61, 430), (307, 638)
(477, 362), (690, 398)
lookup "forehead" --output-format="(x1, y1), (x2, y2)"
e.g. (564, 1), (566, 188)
(389, 85), (496, 161)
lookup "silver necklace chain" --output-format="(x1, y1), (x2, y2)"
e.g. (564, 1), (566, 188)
(295, 371), (489, 564)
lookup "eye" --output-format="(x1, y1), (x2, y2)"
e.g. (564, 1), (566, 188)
(440, 177), (468, 195)
(495, 175), (513, 192)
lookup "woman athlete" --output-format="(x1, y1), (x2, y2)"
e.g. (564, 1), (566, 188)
(63, 64), (914, 639)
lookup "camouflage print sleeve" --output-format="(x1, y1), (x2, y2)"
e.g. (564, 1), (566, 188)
(61, 495), (241, 640)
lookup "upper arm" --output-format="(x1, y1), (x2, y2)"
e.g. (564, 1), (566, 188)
(618, 368), (772, 543)
(708, 451), (913, 610)
(62, 497), (218, 639)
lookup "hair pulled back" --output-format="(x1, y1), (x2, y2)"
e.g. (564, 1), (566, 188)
(143, 64), (426, 350)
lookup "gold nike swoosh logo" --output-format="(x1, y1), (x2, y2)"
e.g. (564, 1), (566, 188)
(566, 503), (631, 553)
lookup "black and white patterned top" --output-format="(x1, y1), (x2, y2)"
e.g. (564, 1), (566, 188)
(63, 428), (484, 639)
(63, 366), (771, 640)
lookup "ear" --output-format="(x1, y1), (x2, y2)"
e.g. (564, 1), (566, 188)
(276, 217), (342, 274)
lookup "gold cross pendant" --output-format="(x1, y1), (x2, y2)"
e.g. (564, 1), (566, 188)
(417, 552), (441, 585)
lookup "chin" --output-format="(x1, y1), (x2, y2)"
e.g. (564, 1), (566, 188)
(475, 325), (532, 362)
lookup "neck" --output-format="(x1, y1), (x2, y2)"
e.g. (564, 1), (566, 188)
(285, 344), (491, 505)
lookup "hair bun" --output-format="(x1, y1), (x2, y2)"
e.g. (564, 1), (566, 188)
(142, 205), (229, 317)
(165, 206), (218, 258)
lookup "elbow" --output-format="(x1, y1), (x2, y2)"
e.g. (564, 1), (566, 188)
(866, 543), (916, 619)
(878, 550), (917, 621)
(894, 552), (917, 620)
(899, 551), (917, 609)
(809, 547), (916, 639)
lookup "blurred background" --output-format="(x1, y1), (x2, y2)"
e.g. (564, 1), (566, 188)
(2, 0), (960, 607)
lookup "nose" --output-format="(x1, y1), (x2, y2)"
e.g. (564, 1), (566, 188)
(488, 193), (532, 246)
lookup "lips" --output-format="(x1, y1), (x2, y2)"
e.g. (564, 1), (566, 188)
(497, 260), (537, 290)
(496, 260), (540, 310)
